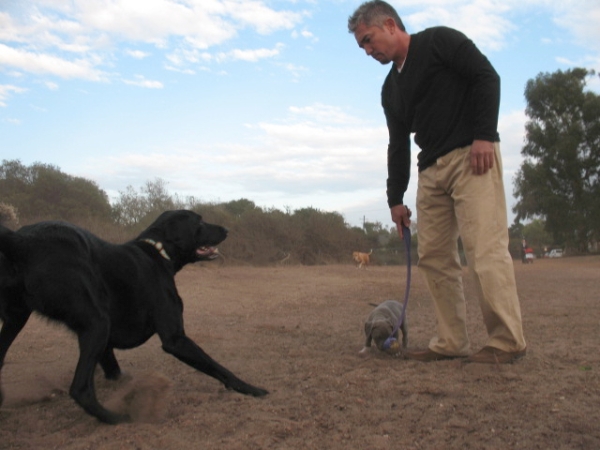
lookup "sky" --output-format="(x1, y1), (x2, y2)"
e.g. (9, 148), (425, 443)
(1, 0), (599, 229)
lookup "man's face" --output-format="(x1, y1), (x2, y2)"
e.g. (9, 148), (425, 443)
(353, 21), (394, 65)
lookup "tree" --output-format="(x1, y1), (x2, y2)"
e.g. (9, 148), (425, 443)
(513, 68), (600, 252)
(111, 185), (149, 226)
(223, 198), (257, 217)
(111, 178), (183, 228)
(0, 159), (112, 224)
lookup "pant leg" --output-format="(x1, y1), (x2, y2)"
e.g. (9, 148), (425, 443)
(417, 157), (471, 356)
(450, 144), (526, 352)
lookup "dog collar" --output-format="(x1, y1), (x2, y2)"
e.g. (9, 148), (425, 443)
(141, 239), (171, 261)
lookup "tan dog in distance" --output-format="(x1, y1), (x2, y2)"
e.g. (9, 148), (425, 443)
(353, 249), (372, 269)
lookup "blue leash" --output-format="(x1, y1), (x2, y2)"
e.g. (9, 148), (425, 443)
(382, 225), (411, 350)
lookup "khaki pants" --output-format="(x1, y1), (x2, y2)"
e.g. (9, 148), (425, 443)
(416, 144), (526, 355)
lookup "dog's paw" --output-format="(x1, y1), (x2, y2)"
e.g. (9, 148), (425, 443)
(105, 372), (171, 423)
(228, 380), (268, 397)
(251, 387), (269, 397)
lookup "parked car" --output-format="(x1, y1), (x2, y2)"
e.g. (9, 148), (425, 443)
(548, 249), (563, 258)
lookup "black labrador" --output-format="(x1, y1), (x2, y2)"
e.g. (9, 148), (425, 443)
(0, 210), (267, 424)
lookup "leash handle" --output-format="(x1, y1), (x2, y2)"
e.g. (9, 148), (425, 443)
(383, 224), (411, 349)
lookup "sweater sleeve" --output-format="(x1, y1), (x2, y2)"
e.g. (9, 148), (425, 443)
(434, 27), (500, 142)
(383, 94), (411, 208)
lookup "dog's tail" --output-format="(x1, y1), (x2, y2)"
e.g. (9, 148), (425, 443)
(0, 224), (20, 261)
(0, 224), (22, 288)
(368, 249), (373, 255)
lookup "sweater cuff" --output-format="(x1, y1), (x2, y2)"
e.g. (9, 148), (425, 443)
(387, 198), (404, 209)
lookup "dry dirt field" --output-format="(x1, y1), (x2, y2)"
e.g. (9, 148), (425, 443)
(1, 256), (599, 449)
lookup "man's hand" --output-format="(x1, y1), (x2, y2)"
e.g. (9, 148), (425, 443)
(470, 140), (495, 175)
(391, 204), (411, 238)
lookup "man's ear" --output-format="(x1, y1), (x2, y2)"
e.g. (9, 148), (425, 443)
(383, 17), (396, 33)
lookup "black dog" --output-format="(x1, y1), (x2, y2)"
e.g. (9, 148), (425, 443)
(0, 210), (267, 424)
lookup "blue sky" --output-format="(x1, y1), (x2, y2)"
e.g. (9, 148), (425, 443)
(1, 0), (599, 228)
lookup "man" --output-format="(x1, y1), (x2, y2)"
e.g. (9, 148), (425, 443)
(348, 0), (526, 363)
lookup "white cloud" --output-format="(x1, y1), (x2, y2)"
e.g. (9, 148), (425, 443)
(220, 0), (304, 35)
(280, 62), (309, 81)
(64, 0), (302, 44)
(498, 109), (527, 166)
(498, 109), (527, 212)
(0, 84), (28, 107)
(0, 0), (305, 79)
(121, 74), (163, 88)
(0, 43), (106, 80)
(391, 0), (600, 56)
(165, 47), (213, 68)
(125, 49), (150, 59)
(164, 65), (196, 75)
(551, 0), (600, 52)
(80, 103), (388, 204)
(216, 43), (284, 62)
(300, 30), (316, 41)
(72, 0), (235, 46)
(399, 0), (514, 51)
(292, 29), (318, 43)
(288, 104), (364, 125)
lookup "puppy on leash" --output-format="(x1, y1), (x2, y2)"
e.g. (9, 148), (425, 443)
(359, 223), (412, 357)
(359, 300), (408, 355)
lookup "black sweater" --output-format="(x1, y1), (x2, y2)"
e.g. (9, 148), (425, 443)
(382, 26), (500, 207)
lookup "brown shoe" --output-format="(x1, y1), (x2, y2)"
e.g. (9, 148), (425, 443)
(405, 348), (464, 362)
(465, 346), (527, 364)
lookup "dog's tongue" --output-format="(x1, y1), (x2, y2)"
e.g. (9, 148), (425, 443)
(197, 246), (218, 257)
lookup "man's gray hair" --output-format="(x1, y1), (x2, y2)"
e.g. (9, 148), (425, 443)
(347, 0), (405, 33)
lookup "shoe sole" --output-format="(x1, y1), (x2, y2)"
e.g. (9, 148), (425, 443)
(463, 351), (527, 364)
(405, 353), (466, 362)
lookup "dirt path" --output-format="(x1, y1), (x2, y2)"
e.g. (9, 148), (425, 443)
(1, 257), (599, 449)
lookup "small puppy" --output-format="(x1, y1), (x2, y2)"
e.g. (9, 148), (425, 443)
(359, 300), (408, 355)
(353, 249), (372, 269)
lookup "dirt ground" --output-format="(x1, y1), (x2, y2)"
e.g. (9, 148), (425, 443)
(1, 256), (599, 449)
